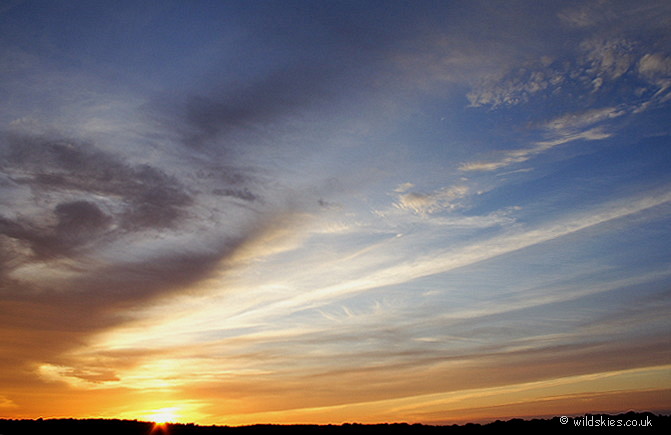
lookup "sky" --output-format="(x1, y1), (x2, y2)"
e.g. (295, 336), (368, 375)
(1, 0), (671, 426)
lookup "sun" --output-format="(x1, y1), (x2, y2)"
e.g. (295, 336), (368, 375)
(146, 407), (179, 424)
(147, 408), (178, 434)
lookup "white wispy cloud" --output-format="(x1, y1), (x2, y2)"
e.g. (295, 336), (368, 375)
(275, 188), (669, 311)
(544, 106), (626, 133)
(638, 53), (671, 102)
(460, 125), (612, 172)
(459, 103), (645, 173)
(121, 187), (670, 343)
(393, 184), (469, 215)
(461, 104), (626, 173)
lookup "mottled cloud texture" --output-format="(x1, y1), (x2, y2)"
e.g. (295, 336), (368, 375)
(0, 131), (258, 372)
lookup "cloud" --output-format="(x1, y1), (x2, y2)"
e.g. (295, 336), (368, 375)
(168, 66), (337, 149)
(0, 222), (281, 409)
(460, 116), (615, 173)
(580, 37), (637, 87)
(0, 200), (111, 260)
(38, 363), (120, 388)
(558, 1), (671, 32)
(384, 189), (668, 301)
(534, 126), (612, 148)
(0, 133), (194, 260)
(95, 331), (670, 425)
(466, 7), (671, 109)
(393, 184), (469, 215)
(394, 182), (415, 193)
(639, 53), (671, 78)
(466, 65), (564, 108)
(463, 103), (628, 173)
(638, 53), (671, 100)
(462, 91), (663, 173)
(0, 125), (292, 383)
(0, 395), (17, 409)
(544, 106), (625, 132)
(557, 3), (613, 28)
(460, 157), (527, 173)
(0, 0), (398, 387)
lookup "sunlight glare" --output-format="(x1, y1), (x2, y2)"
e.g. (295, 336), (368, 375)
(146, 407), (179, 424)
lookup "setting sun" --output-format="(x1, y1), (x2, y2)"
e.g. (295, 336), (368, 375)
(146, 408), (179, 425)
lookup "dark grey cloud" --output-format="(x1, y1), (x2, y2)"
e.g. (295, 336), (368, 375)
(0, 200), (111, 260)
(145, 2), (449, 153)
(0, 230), (256, 373)
(1, 133), (194, 231)
(177, 67), (336, 149)
(212, 187), (258, 202)
(0, 128), (273, 371)
(0, 133), (203, 282)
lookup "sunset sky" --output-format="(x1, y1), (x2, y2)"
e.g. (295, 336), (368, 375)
(1, 0), (671, 426)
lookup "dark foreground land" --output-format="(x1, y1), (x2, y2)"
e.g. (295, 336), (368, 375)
(1, 412), (669, 434)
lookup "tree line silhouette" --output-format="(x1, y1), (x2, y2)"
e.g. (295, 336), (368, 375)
(0, 412), (668, 434)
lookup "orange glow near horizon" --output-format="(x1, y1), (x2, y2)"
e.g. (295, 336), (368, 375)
(1, 365), (670, 426)
(151, 422), (168, 434)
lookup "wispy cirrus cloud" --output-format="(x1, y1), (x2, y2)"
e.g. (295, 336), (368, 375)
(164, 187), (671, 332)
(392, 183), (469, 215)
(459, 114), (616, 173)
(638, 53), (671, 102)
